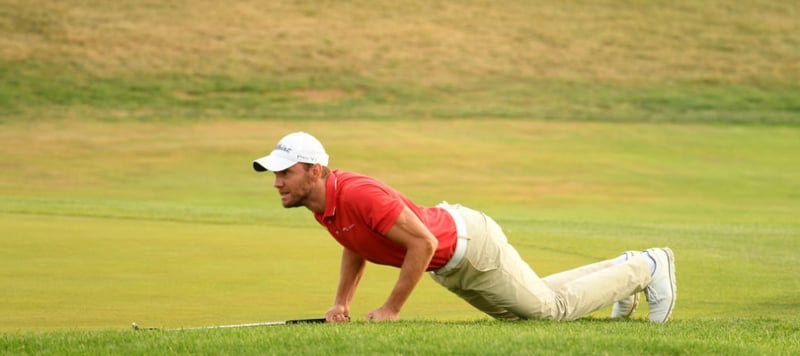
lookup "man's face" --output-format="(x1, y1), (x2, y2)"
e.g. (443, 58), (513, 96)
(273, 163), (316, 208)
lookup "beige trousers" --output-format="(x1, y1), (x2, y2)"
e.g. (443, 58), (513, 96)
(430, 204), (652, 321)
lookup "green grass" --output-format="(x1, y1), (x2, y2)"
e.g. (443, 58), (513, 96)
(3, 66), (799, 123)
(2, 320), (799, 355)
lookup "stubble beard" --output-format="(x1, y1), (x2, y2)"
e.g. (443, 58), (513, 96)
(280, 173), (315, 209)
(282, 195), (305, 208)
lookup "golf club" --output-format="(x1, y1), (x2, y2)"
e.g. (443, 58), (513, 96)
(132, 317), (330, 331)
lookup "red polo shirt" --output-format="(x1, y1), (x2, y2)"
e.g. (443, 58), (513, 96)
(313, 170), (458, 271)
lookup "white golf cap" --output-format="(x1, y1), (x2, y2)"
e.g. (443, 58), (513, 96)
(253, 131), (329, 172)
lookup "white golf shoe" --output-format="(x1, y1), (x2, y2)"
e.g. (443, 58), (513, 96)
(644, 247), (677, 323)
(610, 251), (640, 319)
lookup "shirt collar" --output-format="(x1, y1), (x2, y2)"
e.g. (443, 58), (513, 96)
(321, 169), (340, 219)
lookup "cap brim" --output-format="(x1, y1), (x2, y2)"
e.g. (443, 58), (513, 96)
(252, 154), (296, 172)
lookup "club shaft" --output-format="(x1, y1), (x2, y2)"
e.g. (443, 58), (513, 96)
(133, 318), (326, 331)
(183, 321), (288, 330)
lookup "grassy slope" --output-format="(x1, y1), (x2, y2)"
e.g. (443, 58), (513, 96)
(1, 0), (799, 122)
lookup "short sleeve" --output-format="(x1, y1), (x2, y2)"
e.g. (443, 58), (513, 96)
(342, 181), (405, 235)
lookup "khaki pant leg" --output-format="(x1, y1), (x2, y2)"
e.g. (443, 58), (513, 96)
(554, 256), (652, 320)
(431, 205), (652, 321)
(541, 259), (617, 291)
(432, 278), (521, 320)
(431, 205), (558, 320)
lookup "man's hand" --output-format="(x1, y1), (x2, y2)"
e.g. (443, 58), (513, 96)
(325, 304), (351, 323)
(327, 249), (365, 323)
(366, 306), (399, 322)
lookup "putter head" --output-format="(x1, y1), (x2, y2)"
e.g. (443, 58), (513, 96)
(132, 322), (139, 331)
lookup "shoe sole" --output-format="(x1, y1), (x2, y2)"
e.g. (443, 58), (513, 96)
(653, 247), (677, 323)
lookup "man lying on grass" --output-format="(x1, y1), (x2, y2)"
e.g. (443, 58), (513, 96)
(252, 132), (677, 323)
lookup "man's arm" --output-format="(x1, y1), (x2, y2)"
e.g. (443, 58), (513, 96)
(367, 206), (438, 321)
(325, 247), (366, 322)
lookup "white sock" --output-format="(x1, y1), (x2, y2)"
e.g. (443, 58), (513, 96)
(644, 252), (657, 276)
(612, 253), (629, 265)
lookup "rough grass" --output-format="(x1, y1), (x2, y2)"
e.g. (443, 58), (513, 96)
(3, 0), (797, 83)
(2, 0), (799, 122)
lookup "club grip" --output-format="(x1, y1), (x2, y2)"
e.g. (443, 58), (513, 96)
(285, 318), (327, 324)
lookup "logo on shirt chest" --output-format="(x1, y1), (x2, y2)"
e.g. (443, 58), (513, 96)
(326, 219), (357, 236)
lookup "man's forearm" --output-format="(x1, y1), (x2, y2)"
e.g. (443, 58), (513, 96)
(377, 206), (440, 315)
(383, 238), (437, 312)
(334, 248), (366, 307)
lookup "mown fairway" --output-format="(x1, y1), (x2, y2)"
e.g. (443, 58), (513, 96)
(2, 120), (799, 354)
(1, 0), (799, 354)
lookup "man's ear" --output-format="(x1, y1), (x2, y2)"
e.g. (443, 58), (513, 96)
(312, 163), (324, 179)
